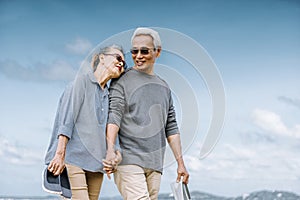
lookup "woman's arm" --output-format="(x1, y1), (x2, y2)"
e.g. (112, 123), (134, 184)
(48, 135), (69, 176)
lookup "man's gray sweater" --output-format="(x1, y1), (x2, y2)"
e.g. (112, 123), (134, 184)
(108, 68), (179, 172)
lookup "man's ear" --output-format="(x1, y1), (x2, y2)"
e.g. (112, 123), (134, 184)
(156, 48), (161, 58)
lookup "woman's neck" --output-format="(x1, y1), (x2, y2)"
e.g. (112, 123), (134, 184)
(94, 66), (111, 89)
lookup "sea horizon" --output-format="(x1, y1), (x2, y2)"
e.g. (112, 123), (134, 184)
(1, 189), (300, 200)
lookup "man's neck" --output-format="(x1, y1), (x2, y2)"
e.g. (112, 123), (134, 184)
(133, 66), (154, 75)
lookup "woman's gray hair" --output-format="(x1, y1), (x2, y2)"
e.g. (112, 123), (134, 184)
(131, 27), (161, 49)
(92, 44), (124, 72)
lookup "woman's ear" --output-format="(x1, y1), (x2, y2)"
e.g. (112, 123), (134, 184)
(99, 53), (105, 60)
(99, 54), (106, 65)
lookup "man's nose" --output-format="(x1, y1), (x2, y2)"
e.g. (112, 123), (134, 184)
(136, 51), (143, 58)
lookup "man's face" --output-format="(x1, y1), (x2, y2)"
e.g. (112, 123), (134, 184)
(131, 35), (160, 73)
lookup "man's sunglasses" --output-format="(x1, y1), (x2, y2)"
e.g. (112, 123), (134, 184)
(130, 48), (156, 55)
(103, 53), (127, 69)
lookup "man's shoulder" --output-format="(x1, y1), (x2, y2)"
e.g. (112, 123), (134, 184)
(122, 67), (136, 78)
(111, 68), (136, 82)
(155, 74), (170, 88)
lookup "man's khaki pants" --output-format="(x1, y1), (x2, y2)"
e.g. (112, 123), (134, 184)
(114, 164), (162, 200)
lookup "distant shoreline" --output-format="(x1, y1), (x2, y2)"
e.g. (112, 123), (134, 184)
(1, 190), (300, 200)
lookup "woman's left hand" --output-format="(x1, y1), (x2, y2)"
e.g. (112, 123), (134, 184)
(48, 153), (65, 176)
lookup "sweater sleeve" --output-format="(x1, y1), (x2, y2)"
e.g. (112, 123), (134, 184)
(107, 78), (125, 127)
(165, 91), (179, 137)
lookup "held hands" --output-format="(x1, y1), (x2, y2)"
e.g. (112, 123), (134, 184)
(103, 150), (122, 179)
(48, 153), (65, 176)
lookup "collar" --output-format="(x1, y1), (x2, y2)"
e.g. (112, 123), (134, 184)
(88, 71), (98, 84)
(87, 71), (108, 90)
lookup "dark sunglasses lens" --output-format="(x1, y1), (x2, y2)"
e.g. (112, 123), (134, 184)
(140, 49), (150, 55)
(116, 55), (122, 62)
(130, 49), (139, 54)
(130, 49), (150, 55)
(115, 55), (126, 69)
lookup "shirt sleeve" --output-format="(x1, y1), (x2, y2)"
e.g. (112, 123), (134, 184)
(107, 78), (125, 127)
(165, 91), (179, 137)
(56, 83), (74, 139)
(57, 77), (85, 139)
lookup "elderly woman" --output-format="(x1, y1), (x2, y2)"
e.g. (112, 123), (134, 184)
(44, 45), (126, 200)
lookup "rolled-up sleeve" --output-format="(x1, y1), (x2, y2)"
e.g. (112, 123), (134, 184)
(56, 83), (75, 139)
(107, 78), (125, 127)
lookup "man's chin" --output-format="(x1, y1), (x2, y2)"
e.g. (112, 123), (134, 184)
(135, 64), (148, 70)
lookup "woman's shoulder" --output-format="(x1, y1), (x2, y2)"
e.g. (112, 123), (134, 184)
(73, 73), (90, 85)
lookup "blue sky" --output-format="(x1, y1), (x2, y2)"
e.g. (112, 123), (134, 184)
(1, 0), (300, 197)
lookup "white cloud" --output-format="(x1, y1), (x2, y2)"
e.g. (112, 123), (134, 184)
(162, 107), (300, 195)
(184, 155), (203, 172)
(0, 59), (77, 82)
(0, 137), (43, 166)
(252, 109), (300, 139)
(42, 60), (77, 81)
(180, 142), (300, 181)
(65, 37), (93, 55)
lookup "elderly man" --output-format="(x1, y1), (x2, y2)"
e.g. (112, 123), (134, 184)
(105, 27), (189, 200)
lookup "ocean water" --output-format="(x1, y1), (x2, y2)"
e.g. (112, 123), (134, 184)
(1, 190), (300, 200)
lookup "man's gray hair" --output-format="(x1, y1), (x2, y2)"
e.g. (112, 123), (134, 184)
(131, 27), (161, 48)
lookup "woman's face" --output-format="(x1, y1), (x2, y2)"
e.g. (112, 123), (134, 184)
(102, 48), (126, 78)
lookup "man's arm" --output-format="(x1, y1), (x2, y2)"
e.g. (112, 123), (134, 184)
(165, 88), (189, 183)
(105, 123), (120, 161)
(167, 134), (189, 184)
(103, 123), (121, 179)
(103, 77), (125, 177)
